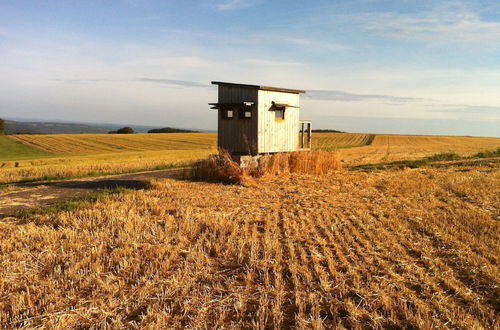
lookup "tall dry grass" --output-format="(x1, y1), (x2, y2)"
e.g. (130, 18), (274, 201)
(259, 150), (342, 176)
(191, 150), (342, 185)
(191, 150), (249, 185)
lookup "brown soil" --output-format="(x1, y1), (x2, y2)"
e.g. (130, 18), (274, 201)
(0, 168), (186, 216)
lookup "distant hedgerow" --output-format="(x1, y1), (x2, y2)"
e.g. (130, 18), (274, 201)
(109, 127), (134, 134)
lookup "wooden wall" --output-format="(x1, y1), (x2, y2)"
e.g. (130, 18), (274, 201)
(257, 90), (300, 153)
(217, 85), (258, 154)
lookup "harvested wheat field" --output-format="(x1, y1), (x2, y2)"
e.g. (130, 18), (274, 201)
(9, 132), (369, 157)
(1, 159), (498, 328)
(1, 132), (362, 183)
(10, 133), (216, 155)
(0, 133), (219, 183)
(0, 149), (213, 184)
(312, 133), (374, 150)
(338, 134), (500, 165)
(2, 133), (499, 184)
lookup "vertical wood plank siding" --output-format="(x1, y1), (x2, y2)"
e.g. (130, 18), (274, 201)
(217, 86), (258, 154)
(257, 90), (300, 153)
(216, 84), (302, 154)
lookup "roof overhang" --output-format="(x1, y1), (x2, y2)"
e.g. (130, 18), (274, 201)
(209, 102), (254, 110)
(271, 101), (300, 109)
(211, 81), (305, 94)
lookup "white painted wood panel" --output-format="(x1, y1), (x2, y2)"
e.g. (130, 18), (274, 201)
(257, 90), (300, 153)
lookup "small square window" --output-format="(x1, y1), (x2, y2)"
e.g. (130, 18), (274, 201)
(222, 109), (234, 119)
(238, 108), (252, 119)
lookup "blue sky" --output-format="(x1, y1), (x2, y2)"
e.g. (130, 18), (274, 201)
(1, 0), (500, 136)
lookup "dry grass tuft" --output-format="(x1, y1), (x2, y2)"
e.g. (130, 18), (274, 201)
(191, 150), (342, 185)
(191, 150), (254, 186)
(259, 150), (342, 176)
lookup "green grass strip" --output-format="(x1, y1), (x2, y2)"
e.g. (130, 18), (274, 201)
(351, 148), (499, 171)
(0, 136), (54, 161)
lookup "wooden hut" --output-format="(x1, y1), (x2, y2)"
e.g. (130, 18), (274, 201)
(209, 81), (312, 156)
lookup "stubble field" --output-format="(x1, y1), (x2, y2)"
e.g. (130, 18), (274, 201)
(1, 132), (499, 183)
(10, 133), (216, 155)
(339, 134), (500, 166)
(1, 133), (217, 184)
(0, 132), (499, 328)
(1, 159), (498, 328)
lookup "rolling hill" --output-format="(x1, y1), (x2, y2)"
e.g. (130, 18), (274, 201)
(4, 120), (205, 135)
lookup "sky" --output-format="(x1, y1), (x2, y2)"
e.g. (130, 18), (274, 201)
(1, 0), (500, 136)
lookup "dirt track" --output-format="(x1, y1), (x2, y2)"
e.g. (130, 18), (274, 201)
(2, 157), (498, 217)
(0, 168), (187, 216)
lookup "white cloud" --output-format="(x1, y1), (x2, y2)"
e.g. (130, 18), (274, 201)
(423, 103), (500, 120)
(250, 35), (312, 45)
(215, 0), (257, 11)
(137, 78), (209, 88)
(122, 56), (212, 70)
(240, 58), (304, 67)
(304, 89), (425, 103)
(353, 3), (500, 44)
(247, 35), (348, 53)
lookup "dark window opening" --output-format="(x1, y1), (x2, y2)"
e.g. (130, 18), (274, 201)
(275, 108), (285, 121)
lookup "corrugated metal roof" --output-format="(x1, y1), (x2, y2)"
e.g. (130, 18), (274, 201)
(211, 81), (306, 94)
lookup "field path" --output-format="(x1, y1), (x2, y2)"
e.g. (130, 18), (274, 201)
(0, 168), (186, 216)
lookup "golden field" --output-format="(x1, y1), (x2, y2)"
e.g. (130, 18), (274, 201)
(312, 133), (374, 150)
(0, 149), (213, 184)
(338, 134), (500, 165)
(11, 133), (216, 155)
(1, 161), (498, 328)
(10, 132), (368, 156)
(1, 133), (217, 183)
(0, 132), (350, 183)
(1, 132), (499, 183)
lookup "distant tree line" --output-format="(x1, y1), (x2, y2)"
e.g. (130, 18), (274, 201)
(108, 127), (135, 134)
(0, 118), (5, 135)
(312, 129), (345, 133)
(148, 127), (198, 133)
